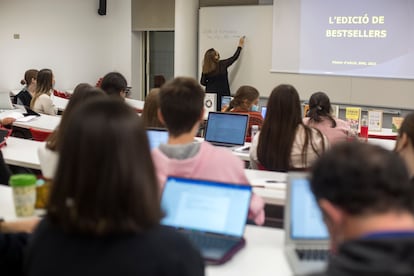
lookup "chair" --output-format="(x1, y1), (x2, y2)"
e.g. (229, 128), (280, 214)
(30, 128), (52, 142)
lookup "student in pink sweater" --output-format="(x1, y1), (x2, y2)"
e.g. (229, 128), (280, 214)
(303, 91), (351, 145)
(151, 77), (265, 225)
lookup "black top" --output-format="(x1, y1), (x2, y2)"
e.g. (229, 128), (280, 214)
(0, 151), (11, 184)
(0, 232), (29, 276)
(25, 219), (205, 276)
(200, 47), (242, 110)
(13, 89), (32, 107)
(310, 234), (414, 276)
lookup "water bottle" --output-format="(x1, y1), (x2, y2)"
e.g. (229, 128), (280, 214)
(251, 125), (259, 139)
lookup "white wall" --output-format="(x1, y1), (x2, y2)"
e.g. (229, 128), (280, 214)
(0, 0), (133, 94)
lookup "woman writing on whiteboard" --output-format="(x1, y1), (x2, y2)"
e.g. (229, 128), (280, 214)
(200, 36), (245, 111)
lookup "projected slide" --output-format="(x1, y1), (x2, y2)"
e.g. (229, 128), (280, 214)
(272, 0), (414, 79)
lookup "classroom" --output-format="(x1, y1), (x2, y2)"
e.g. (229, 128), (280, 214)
(1, 0), (414, 275)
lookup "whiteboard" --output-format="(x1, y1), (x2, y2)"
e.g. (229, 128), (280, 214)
(199, 6), (414, 110)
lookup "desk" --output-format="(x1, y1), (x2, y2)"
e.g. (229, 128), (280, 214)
(367, 128), (397, 140)
(12, 114), (61, 132)
(2, 137), (43, 170)
(125, 98), (144, 111)
(0, 184), (17, 220)
(0, 184), (293, 275)
(245, 169), (286, 206)
(207, 225), (291, 276)
(52, 95), (68, 111)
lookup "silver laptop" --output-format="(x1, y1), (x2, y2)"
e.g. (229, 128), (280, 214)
(161, 176), (251, 264)
(204, 112), (248, 147)
(284, 172), (330, 275)
(0, 91), (15, 110)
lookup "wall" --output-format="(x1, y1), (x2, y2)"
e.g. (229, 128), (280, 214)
(199, 5), (414, 110)
(0, 0), (133, 95)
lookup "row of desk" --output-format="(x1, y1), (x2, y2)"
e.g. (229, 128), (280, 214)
(0, 184), (292, 276)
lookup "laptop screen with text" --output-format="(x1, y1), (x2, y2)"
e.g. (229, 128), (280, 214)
(204, 112), (248, 146)
(290, 177), (329, 240)
(161, 177), (251, 237)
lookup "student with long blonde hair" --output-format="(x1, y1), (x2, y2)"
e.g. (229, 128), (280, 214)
(30, 69), (56, 115)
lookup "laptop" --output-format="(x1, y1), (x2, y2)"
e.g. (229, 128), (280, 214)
(261, 106), (267, 119)
(146, 128), (168, 149)
(284, 172), (330, 275)
(204, 112), (248, 147)
(221, 95), (233, 110)
(161, 176), (252, 265)
(0, 91), (14, 110)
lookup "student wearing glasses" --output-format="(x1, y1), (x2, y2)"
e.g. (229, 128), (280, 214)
(100, 72), (129, 99)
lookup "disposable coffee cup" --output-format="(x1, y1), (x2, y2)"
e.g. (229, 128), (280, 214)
(9, 174), (37, 217)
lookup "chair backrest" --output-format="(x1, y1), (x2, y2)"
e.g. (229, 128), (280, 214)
(30, 128), (52, 142)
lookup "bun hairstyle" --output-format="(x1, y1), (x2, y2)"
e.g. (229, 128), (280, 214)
(21, 69), (39, 86)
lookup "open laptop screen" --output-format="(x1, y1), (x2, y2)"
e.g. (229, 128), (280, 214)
(204, 112), (248, 146)
(290, 177), (329, 240)
(261, 106), (267, 119)
(161, 177), (251, 237)
(146, 128), (168, 149)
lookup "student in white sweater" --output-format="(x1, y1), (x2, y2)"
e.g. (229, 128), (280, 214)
(30, 69), (57, 116)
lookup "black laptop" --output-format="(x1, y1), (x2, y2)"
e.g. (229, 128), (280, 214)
(161, 176), (252, 264)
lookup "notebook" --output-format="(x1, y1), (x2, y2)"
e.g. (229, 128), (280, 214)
(284, 172), (330, 275)
(0, 91), (14, 110)
(161, 176), (252, 265)
(146, 128), (168, 149)
(204, 112), (248, 147)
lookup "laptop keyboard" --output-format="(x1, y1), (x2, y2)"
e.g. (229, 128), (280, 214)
(185, 231), (239, 251)
(295, 249), (329, 261)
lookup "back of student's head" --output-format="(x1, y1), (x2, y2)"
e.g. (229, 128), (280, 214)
(142, 88), (164, 128)
(21, 69), (38, 86)
(311, 142), (413, 215)
(226, 85), (259, 111)
(100, 72), (127, 98)
(257, 84), (304, 171)
(47, 83), (106, 151)
(48, 98), (161, 235)
(399, 112), (414, 146)
(202, 48), (218, 74)
(35, 68), (54, 94)
(307, 91), (336, 127)
(159, 77), (204, 137)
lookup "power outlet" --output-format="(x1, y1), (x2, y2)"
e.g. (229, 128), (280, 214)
(13, 34), (20, 39)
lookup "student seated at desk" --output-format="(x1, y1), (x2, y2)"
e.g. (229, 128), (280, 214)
(14, 69), (38, 107)
(38, 83), (106, 180)
(100, 71), (128, 100)
(26, 99), (204, 276)
(249, 84), (328, 172)
(303, 92), (351, 145)
(30, 69), (57, 116)
(141, 88), (164, 128)
(395, 112), (414, 181)
(151, 77), (265, 225)
(310, 142), (414, 276)
(223, 85), (263, 141)
(0, 218), (39, 276)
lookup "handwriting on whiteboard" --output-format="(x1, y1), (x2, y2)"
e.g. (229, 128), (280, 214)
(202, 28), (241, 40)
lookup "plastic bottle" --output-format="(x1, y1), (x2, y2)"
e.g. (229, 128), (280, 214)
(251, 125), (259, 139)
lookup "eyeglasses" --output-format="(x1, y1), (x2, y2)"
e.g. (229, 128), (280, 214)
(123, 86), (132, 96)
